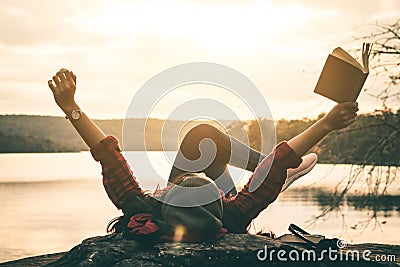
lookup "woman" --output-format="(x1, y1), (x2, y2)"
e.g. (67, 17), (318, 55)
(48, 68), (358, 242)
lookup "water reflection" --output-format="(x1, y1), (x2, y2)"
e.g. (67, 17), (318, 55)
(282, 187), (400, 217)
(0, 152), (399, 263)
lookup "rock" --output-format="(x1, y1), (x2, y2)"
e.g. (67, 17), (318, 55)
(0, 253), (66, 267)
(1, 234), (399, 266)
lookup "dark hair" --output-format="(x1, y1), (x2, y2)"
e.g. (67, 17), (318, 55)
(169, 172), (208, 185)
(106, 192), (161, 233)
(106, 172), (203, 234)
(106, 172), (219, 236)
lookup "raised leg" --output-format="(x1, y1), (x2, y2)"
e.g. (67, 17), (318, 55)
(168, 124), (266, 197)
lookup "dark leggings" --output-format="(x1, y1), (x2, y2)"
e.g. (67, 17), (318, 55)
(168, 124), (266, 197)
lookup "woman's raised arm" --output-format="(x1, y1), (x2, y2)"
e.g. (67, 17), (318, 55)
(287, 102), (359, 156)
(48, 68), (106, 148)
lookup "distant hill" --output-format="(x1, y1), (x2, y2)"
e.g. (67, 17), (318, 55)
(0, 115), (86, 152)
(0, 115), (249, 152)
(273, 110), (400, 166)
(1, 112), (399, 166)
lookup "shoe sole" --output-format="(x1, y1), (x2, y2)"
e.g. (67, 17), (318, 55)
(281, 154), (318, 192)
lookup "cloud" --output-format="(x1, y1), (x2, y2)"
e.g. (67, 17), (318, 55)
(0, 0), (399, 119)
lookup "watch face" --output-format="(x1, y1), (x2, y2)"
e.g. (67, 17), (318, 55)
(71, 110), (81, 120)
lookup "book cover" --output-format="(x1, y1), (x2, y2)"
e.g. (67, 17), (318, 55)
(277, 234), (325, 244)
(314, 43), (372, 103)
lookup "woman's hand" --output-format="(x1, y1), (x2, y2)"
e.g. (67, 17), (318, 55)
(287, 102), (359, 156)
(322, 102), (359, 131)
(48, 68), (77, 111)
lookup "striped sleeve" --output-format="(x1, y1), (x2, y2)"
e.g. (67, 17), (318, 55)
(90, 135), (144, 209)
(222, 141), (302, 233)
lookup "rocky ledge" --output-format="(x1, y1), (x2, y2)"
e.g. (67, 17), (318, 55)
(1, 234), (399, 266)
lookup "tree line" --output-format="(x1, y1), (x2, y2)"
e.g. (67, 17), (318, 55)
(1, 111), (398, 166)
(248, 109), (399, 166)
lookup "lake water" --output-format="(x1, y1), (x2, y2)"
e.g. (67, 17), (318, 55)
(0, 152), (399, 263)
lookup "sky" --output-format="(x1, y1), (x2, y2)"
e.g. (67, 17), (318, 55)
(0, 0), (399, 120)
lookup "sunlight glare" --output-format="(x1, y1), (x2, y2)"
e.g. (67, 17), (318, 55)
(83, 1), (314, 52)
(173, 225), (186, 242)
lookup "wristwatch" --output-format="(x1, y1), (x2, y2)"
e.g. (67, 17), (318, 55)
(67, 109), (82, 120)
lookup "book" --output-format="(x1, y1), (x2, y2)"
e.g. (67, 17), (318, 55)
(277, 233), (325, 244)
(314, 43), (372, 103)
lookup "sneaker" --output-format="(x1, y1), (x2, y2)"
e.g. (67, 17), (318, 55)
(281, 153), (318, 192)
